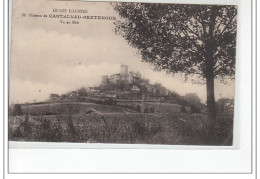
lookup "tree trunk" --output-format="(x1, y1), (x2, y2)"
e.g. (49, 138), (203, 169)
(205, 37), (216, 126)
(205, 7), (217, 126)
(206, 73), (216, 125)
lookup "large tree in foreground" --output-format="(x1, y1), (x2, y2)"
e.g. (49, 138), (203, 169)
(113, 3), (237, 125)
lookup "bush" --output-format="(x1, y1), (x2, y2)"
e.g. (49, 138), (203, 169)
(66, 115), (78, 137)
(133, 121), (146, 135)
(144, 107), (149, 113)
(13, 127), (22, 137)
(181, 105), (186, 113)
(39, 118), (63, 142)
(191, 105), (201, 113)
(42, 118), (51, 130)
(12, 104), (23, 116)
(136, 105), (141, 112)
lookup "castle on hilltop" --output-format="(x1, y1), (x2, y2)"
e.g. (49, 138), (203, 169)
(48, 64), (173, 102)
(101, 65), (142, 85)
(98, 64), (172, 96)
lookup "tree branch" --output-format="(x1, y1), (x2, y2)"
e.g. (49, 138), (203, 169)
(214, 17), (226, 35)
(224, 25), (237, 34)
(219, 11), (237, 35)
(193, 15), (206, 37)
(185, 25), (201, 38)
(197, 11), (207, 36)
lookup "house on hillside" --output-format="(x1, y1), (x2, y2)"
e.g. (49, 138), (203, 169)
(49, 94), (60, 101)
(217, 98), (234, 113)
(165, 90), (170, 96)
(105, 93), (118, 98)
(87, 87), (100, 94)
(131, 85), (140, 92)
(60, 94), (70, 100)
(69, 91), (78, 97)
(223, 99), (234, 109)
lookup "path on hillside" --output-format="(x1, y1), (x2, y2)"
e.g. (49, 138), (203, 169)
(21, 101), (139, 114)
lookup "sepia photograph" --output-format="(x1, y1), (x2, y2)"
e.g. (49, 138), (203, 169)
(9, 0), (237, 146)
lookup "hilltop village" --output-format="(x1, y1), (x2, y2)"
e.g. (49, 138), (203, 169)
(47, 64), (233, 113)
(50, 64), (173, 101)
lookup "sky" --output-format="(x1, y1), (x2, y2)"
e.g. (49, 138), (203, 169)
(9, 0), (235, 104)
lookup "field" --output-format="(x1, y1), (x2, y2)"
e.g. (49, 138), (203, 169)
(8, 102), (233, 145)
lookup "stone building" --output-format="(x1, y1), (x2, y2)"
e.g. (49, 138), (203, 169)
(120, 65), (129, 81)
(120, 64), (128, 75)
(49, 94), (60, 101)
(101, 65), (144, 85)
(128, 71), (141, 84)
(109, 74), (121, 83)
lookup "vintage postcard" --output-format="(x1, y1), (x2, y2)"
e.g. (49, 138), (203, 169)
(9, 0), (237, 146)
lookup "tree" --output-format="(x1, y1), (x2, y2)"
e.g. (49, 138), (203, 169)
(185, 93), (202, 105)
(77, 87), (87, 97)
(12, 104), (23, 116)
(113, 3), (237, 125)
(116, 79), (130, 91)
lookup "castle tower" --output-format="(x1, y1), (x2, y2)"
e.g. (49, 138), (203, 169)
(120, 65), (128, 76)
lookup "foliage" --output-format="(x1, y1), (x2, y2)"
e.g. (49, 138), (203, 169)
(39, 117), (63, 142)
(185, 93), (201, 103)
(190, 104), (201, 113)
(113, 3), (237, 79)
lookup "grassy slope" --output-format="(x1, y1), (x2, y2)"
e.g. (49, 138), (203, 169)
(8, 102), (233, 145)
